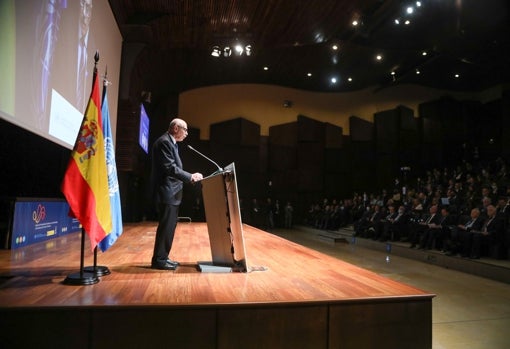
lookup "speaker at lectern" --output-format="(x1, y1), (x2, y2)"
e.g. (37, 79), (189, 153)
(199, 163), (248, 273)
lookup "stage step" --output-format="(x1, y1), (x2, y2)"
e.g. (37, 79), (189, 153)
(295, 225), (510, 285)
(317, 231), (349, 244)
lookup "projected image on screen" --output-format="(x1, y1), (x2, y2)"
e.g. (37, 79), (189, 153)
(0, 0), (121, 149)
(139, 104), (150, 154)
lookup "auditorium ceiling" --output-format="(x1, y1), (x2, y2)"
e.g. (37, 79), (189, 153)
(108, 0), (510, 102)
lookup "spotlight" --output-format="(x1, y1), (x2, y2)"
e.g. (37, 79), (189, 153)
(211, 46), (221, 57)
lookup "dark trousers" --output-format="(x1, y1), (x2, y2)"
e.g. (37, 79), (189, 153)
(152, 203), (180, 266)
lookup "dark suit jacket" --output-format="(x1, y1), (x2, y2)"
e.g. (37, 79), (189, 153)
(483, 216), (505, 242)
(151, 132), (192, 205)
(463, 217), (484, 232)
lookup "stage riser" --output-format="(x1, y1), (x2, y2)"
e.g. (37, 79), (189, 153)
(0, 300), (431, 349)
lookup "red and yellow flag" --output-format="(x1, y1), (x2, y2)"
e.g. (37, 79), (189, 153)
(61, 70), (112, 250)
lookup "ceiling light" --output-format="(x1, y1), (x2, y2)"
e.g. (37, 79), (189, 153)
(307, 73), (312, 77)
(394, 19), (400, 25)
(405, 20), (411, 25)
(331, 77), (337, 84)
(416, 69), (421, 75)
(376, 54), (383, 61)
(263, 66), (269, 71)
(348, 77), (353, 82)
(416, 1), (422, 7)
(211, 46), (221, 57)
(422, 51), (427, 56)
(454, 74), (460, 78)
(391, 71), (396, 75)
(352, 20), (359, 26)
(407, 6), (414, 14)
(332, 44), (339, 50)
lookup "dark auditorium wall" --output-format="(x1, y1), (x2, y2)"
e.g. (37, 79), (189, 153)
(0, 118), (70, 199)
(2, 91), (510, 225)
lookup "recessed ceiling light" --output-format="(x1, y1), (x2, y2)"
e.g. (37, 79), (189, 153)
(307, 72), (312, 77)
(416, 1), (422, 7)
(394, 19), (400, 25)
(348, 77), (353, 82)
(331, 77), (337, 84)
(405, 20), (411, 25)
(391, 71), (396, 76)
(263, 66), (269, 71)
(376, 54), (383, 61)
(422, 51), (427, 56)
(416, 69), (421, 75)
(332, 44), (339, 50)
(407, 6), (414, 14)
(352, 20), (359, 26)
(454, 74), (460, 78)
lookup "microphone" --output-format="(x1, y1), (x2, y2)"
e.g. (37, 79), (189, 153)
(187, 145), (223, 173)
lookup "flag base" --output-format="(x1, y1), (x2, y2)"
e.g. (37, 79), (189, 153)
(84, 265), (111, 276)
(63, 271), (100, 286)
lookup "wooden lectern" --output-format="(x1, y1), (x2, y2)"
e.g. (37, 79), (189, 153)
(199, 163), (248, 272)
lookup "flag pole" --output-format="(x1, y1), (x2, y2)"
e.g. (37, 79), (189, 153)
(63, 228), (99, 285)
(63, 51), (103, 286)
(84, 246), (111, 276)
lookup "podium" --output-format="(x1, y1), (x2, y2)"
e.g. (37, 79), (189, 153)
(199, 163), (248, 272)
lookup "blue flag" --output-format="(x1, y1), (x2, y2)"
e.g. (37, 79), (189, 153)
(98, 83), (123, 252)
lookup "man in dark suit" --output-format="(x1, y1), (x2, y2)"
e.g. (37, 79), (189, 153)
(151, 118), (203, 270)
(445, 207), (484, 256)
(421, 206), (457, 250)
(465, 205), (505, 259)
(409, 204), (441, 249)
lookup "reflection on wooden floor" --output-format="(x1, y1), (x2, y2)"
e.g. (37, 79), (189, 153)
(0, 222), (434, 349)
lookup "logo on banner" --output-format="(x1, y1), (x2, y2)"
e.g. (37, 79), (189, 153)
(32, 204), (46, 224)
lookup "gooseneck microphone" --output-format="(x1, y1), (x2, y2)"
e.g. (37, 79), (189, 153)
(187, 145), (223, 173)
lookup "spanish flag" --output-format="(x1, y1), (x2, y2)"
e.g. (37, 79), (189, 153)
(61, 69), (112, 251)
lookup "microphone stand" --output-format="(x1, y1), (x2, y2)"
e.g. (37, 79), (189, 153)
(187, 145), (223, 175)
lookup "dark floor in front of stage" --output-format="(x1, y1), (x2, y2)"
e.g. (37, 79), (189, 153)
(271, 227), (510, 349)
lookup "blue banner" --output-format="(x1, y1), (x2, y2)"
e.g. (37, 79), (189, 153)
(10, 199), (81, 249)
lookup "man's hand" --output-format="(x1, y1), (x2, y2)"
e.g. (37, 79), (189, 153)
(191, 172), (203, 183)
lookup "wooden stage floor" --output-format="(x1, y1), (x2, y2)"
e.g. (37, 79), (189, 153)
(0, 222), (434, 349)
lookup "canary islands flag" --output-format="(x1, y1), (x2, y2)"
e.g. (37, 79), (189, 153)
(98, 83), (123, 252)
(61, 69), (112, 251)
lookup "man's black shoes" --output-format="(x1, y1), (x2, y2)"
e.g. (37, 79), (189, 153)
(151, 261), (177, 270)
(167, 259), (180, 267)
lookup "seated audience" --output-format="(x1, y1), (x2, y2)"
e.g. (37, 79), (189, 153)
(462, 205), (505, 259)
(409, 204), (442, 249)
(445, 207), (484, 256)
